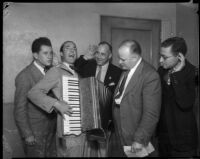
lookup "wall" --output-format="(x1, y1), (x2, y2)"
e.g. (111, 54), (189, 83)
(176, 4), (199, 67)
(3, 3), (177, 103)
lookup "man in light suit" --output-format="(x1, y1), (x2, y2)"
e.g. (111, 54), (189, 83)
(108, 40), (161, 157)
(27, 41), (96, 157)
(14, 37), (57, 157)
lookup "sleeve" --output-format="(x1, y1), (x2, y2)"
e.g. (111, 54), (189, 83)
(74, 55), (89, 76)
(14, 72), (34, 138)
(27, 67), (60, 113)
(134, 71), (162, 145)
(170, 66), (196, 110)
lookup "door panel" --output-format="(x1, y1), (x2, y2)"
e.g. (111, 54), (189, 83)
(101, 16), (161, 69)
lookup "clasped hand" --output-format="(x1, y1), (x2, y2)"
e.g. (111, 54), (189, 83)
(131, 141), (144, 153)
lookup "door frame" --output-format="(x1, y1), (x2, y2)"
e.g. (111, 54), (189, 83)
(101, 15), (161, 69)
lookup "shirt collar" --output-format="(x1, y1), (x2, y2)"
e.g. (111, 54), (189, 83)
(129, 57), (142, 72)
(34, 61), (45, 75)
(63, 62), (74, 74)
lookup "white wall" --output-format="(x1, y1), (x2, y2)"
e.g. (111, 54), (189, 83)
(176, 4), (199, 67)
(3, 3), (177, 103)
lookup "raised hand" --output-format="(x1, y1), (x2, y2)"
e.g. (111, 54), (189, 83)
(83, 44), (98, 60)
(173, 53), (185, 72)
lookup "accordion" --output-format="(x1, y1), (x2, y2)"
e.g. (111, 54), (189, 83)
(61, 76), (112, 140)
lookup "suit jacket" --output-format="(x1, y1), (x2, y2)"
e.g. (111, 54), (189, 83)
(112, 59), (161, 146)
(157, 60), (198, 151)
(14, 62), (56, 139)
(74, 55), (122, 94)
(27, 63), (78, 138)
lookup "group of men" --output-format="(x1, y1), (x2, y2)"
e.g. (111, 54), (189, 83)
(14, 36), (198, 157)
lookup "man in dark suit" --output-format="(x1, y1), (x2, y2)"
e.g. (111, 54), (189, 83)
(74, 42), (122, 94)
(157, 37), (198, 157)
(74, 42), (122, 156)
(14, 37), (57, 157)
(108, 40), (161, 157)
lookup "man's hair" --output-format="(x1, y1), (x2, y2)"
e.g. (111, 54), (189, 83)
(98, 41), (112, 53)
(119, 40), (142, 55)
(161, 37), (187, 56)
(31, 37), (52, 53)
(60, 41), (76, 52)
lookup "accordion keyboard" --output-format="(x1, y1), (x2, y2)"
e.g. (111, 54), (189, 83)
(62, 76), (81, 136)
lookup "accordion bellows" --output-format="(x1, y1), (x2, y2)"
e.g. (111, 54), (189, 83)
(61, 76), (112, 141)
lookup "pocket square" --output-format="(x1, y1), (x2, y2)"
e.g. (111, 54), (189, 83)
(108, 82), (115, 86)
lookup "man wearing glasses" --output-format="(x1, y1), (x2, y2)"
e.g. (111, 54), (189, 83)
(157, 37), (198, 157)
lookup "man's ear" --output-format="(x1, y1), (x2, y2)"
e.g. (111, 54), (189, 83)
(33, 53), (38, 60)
(109, 53), (112, 59)
(60, 51), (63, 58)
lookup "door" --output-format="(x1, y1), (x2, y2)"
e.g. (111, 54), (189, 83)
(101, 16), (161, 69)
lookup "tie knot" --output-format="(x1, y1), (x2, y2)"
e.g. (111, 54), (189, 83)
(69, 65), (75, 70)
(124, 70), (130, 76)
(44, 67), (49, 73)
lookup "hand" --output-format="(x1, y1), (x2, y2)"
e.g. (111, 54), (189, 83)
(131, 141), (144, 153)
(25, 135), (36, 146)
(173, 53), (185, 72)
(53, 101), (73, 119)
(83, 44), (98, 60)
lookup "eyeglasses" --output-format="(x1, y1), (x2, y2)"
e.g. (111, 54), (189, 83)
(160, 55), (174, 61)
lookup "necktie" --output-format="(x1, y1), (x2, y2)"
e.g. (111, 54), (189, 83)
(115, 70), (130, 99)
(44, 67), (49, 73)
(96, 66), (102, 81)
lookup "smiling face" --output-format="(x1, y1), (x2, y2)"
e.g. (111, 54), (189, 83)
(95, 44), (112, 66)
(60, 41), (77, 64)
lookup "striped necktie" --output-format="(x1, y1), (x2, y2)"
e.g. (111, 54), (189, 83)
(115, 70), (130, 99)
(96, 66), (102, 81)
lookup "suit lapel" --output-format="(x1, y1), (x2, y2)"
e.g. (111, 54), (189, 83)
(104, 63), (112, 85)
(30, 62), (44, 83)
(122, 60), (144, 99)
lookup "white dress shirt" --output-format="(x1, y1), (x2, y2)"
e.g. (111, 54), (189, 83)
(34, 61), (45, 75)
(115, 57), (142, 104)
(95, 62), (109, 82)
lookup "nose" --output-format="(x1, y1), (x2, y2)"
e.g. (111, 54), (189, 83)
(119, 59), (123, 65)
(48, 53), (53, 59)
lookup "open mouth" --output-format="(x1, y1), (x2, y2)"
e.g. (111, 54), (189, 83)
(69, 54), (75, 58)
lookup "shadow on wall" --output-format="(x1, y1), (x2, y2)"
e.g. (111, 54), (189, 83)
(3, 103), (25, 158)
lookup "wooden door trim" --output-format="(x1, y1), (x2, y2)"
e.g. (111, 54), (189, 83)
(101, 15), (161, 69)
